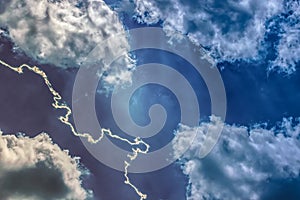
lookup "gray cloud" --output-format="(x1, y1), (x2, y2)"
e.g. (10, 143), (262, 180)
(0, 132), (92, 200)
(173, 116), (300, 200)
(0, 162), (69, 200)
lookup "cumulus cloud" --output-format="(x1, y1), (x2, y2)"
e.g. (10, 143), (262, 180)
(173, 116), (300, 200)
(133, 0), (300, 73)
(0, 0), (134, 87)
(134, 0), (283, 59)
(0, 132), (92, 200)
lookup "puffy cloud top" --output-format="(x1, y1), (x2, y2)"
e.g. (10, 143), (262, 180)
(0, 0), (134, 87)
(173, 116), (300, 200)
(0, 132), (92, 200)
(134, 0), (299, 74)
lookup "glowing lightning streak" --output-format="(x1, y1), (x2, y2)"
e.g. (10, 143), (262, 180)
(0, 59), (149, 200)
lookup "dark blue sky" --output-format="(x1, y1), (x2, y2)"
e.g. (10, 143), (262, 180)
(0, 0), (299, 199)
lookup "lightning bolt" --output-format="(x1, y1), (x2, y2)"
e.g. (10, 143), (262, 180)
(0, 59), (149, 200)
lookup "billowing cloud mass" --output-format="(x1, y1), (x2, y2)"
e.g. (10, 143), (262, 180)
(0, 132), (92, 200)
(0, 0), (134, 87)
(133, 0), (300, 73)
(173, 116), (300, 200)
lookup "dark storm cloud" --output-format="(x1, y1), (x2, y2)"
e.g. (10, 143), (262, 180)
(0, 133), (92, 200)
(0, 162), (69, 200)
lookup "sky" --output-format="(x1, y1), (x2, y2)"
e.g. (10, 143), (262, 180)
(0, 0), (299, 200)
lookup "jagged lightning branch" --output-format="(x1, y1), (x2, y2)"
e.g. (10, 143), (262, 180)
(0, 59), (149, 200)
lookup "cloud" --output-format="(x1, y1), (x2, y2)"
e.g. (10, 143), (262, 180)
(173, 116), (300, 200)
(269, 1), (300, 74)
(0, 132), (92, 200)
(0, 0), (134, 87)
(133, 0), (300, 73)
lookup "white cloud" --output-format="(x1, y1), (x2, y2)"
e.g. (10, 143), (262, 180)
(0, 132), (92, 200)
(134, 0), (283, 59)
(133, 0), (300, 73)
(269, 1), (300, 74)
(173, 116), (300, 200)
(0, 0), (134, 87)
